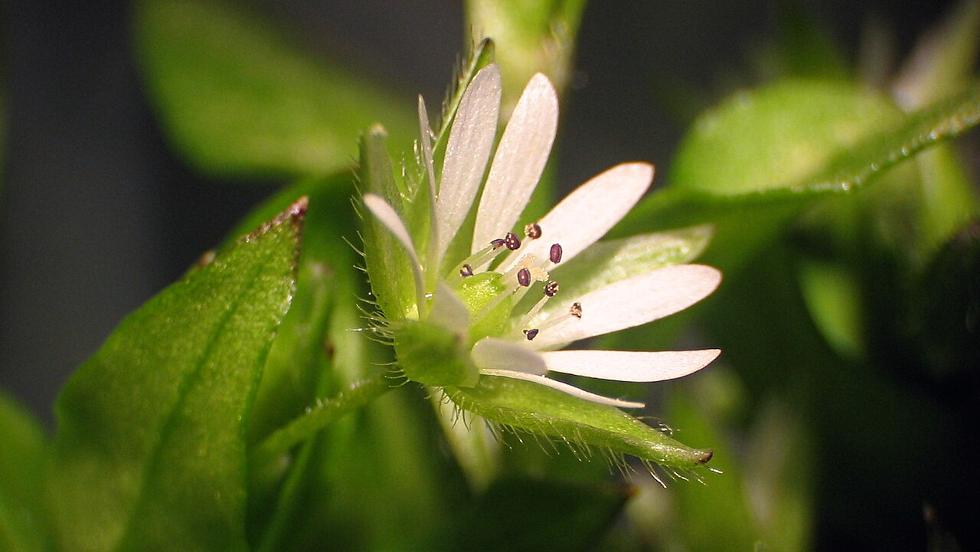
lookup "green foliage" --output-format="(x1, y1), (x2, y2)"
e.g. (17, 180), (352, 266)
(6, 2), (980, 550)
(135, 0), (414, 178)
(441, 477), (631, 550)
(0, 391), (49, 552)
(47, 202), (304, 551)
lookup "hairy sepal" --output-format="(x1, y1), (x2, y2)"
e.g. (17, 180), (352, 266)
(445, 376), (713, 469)
(395, 320), (479, 387)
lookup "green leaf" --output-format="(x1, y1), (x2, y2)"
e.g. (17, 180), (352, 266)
(135, 0), (414, 178)
(0, 391), (49, 552)
(442, 477), (631, 550)
(616, 82), (980, 272)
(797, 258), (865, 358)
(447, 376), (714, 470)
(670, 80), (902, 197)
(48, 201), (304, 551)
(235, 175), (362, 444)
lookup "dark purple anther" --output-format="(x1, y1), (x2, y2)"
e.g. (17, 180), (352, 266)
(517, 268), (531, 287)
(525, 223), (542, 239)
(491, 238), (506, 250)
(549, 243), (563, 263)
(504, 232), (522, 250)
(544, 280), (559, 297)
(570, 302), (583, 319)
(523, 328), (539, 341)
(459, 264), (474, 277)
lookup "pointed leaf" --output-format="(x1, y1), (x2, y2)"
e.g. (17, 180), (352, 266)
(48, 201), (304, 551)
(135, 0), (414, 177)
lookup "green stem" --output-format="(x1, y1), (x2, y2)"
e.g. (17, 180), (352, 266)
(250, 375), (392, 468)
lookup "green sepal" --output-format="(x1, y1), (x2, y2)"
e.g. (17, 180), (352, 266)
(395, 320), (479, 387)
(359, 127), (417, 320)
(446, 376), (713, 469)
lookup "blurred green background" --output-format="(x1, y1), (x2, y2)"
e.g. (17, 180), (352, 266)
(1, 0), (978, 550)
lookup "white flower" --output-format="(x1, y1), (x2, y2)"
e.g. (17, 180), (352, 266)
(362, 64), (721, 409)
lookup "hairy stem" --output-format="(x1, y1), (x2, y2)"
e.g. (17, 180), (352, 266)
(250, 374), (392, 468)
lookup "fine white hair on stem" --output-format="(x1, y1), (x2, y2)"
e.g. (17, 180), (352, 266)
(499, 162), (654, 273)
(362, 193), (426, 311)
(528, 264), (722, 349)
(436, 64), (502, 266)
(472, 73), (558, 255)
(479, 369), (645, 409)
(542, 349), (721, 382)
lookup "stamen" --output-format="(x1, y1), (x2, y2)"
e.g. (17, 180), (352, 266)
(550, 243), (563, 263)
(517, 268), (531, 287)
(504, 232), (522, 250)
(523, 328), (539, 341)
(525, 223), (542, 239)
(544, 280), (559, 297)
(452, 241), (510, 278)
(459, 264), (474, 277)
(570, 302), (583, 318)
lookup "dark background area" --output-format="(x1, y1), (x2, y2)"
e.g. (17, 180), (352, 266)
(0, 1), (963, 549)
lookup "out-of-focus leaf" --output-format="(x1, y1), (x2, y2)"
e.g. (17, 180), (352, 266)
(0, 391), (49, 552)
(615, 82), (980, 272)
(465, 0), (586, 111)
(665, 377), (759, 551)
(135, 0), (414, 178)
(911, 220), (980, 387)
(743, 401), (814, 551)
(48, 201), (304, 551)
(773, 1), (848, 80)
(670, 80), (901, 197)
(797, 259), (865, 359)
(442, 477), (631, 551)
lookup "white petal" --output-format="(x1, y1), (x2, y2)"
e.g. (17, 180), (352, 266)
(471, 337), (546, 375)
(472, 73), (558, 254)
(499, 162), (653, 272)
(429, 283), (470, 331)
(362, 193), (425, 304)
(543, 349), (721, 382)
(529, 264), (722, 349)
(417, 95), (438, 219)
(480, 369), (645, 409)
(437, 65), (502, 262)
